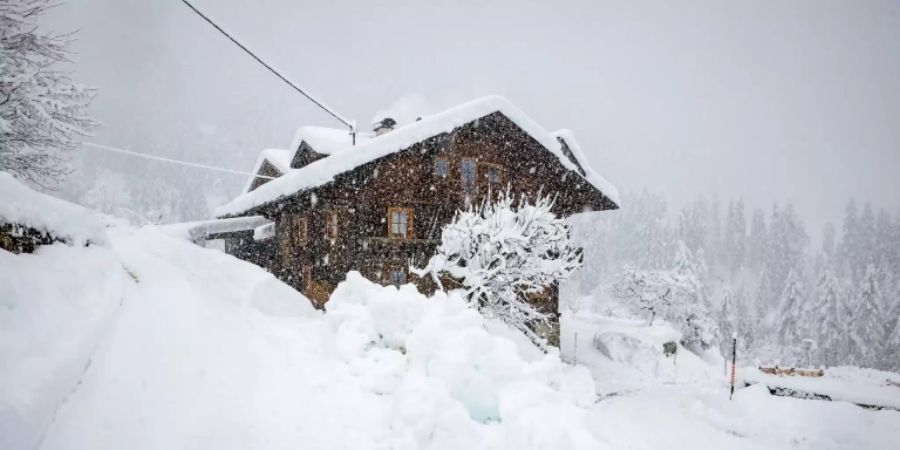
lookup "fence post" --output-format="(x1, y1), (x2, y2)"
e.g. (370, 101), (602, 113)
(729, 334), (737, 400)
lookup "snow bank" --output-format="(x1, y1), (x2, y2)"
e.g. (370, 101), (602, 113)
(560, 312), (722, 395)
(9, 227), (604, 449)
(0, 244), (128, 450)
(3, 222), (897, 450)
(217, 96), (619, 217)
(742, 365), (900, 410)
(0, 172), (108, 246)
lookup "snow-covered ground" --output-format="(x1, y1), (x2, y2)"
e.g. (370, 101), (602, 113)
(2, 217), (898, 449)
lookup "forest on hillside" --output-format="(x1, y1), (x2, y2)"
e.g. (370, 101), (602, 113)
(568, 190), (900, 371)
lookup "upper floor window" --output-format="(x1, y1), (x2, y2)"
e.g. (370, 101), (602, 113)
(390, 270), (406, 287)
(461, 159), (477, 193)
(434, 158), (448, 176)
(325, 210), (338, 241)
(295, 217), (307, 245)
(388, 207), (412, 239)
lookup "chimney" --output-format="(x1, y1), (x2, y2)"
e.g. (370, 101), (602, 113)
(373, 117), (397, 136)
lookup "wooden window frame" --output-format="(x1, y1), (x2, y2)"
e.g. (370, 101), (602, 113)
(460, 158), (477, 193)
(480, 162), (504, 185)
(387, 207), (413, 239)
(390, 269), (407, 287)
(295, 216), (308, 245)
(324, 210), (339, 241)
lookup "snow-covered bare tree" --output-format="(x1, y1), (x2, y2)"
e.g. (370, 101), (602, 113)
(610, 268), (674, 325)
(0, 0), (98, 187)
(413, 191), (582, 347)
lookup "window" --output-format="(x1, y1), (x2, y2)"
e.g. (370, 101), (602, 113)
(480, 163), (503, 185)
(325, 210), (338, 241)
(434, 158), (448, 176)
(295, 217), (307, 244)
(388, 207), (412, 239)
(461, 159), (477, 193)
(390, 270), (406, 287)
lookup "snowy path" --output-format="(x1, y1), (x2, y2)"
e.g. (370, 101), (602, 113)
(38, 229), (389, 449)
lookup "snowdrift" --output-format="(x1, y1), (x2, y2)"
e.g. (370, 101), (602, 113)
(1, 194), (897, 450)
(1, 226), (603, 450)
(0, 172), (107, 247)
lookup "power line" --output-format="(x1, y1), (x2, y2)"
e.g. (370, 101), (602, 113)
(82, 142), (276, 180)
(179, 0), (357, 139)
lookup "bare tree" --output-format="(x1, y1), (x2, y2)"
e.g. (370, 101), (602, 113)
(1, 0), (98, 187)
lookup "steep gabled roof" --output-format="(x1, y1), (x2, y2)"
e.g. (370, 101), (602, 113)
(218, 96), (619, 217)
(241, 149), (292, 194)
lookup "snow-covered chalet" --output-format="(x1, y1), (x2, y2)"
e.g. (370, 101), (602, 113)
(214, 96), (619, 343)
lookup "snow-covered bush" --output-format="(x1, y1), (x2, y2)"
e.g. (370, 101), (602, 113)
(610, 242), (718, 352)
(413, 191), (582, 347)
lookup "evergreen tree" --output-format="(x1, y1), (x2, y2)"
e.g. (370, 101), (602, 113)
(848, 265), (885, 368)
(747, 208), (767, 270)
(775, 270), (806, 350)
(815, 266), (845, 367)
(838, 200), (860, 279)
(721, 200), (747, 276)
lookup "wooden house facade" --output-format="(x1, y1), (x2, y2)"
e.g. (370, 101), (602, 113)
(216, 97), (619, 344)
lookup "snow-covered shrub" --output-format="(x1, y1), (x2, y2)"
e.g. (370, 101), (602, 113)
(413, 191), (582, 347)
(610, 242), (718, 352)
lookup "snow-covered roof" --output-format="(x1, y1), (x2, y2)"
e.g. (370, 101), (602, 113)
(241, 148), (292, 194)
(548, 129), (621, 207)
(0, 172), (108, 246)
(288, 126), (373, 156)
(158, 215), (272, 243)
(218, 96), (619, 217)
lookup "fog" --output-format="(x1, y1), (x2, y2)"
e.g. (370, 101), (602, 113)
(48, 0), (900, 233)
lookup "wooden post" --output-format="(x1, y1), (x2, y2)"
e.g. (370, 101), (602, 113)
(729, 334), (737, 400)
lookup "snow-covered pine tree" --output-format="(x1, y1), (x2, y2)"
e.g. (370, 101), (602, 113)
(775, 270), (806, 351)
(721, 200), (747, 276)
(717, 287), (736, 357)
(815, 266), (845, 367)
(670, 241), (718, 352)
(0, 0), (98, 187)
(413, 191), (582, 347)
(848, 264), (886, 368)
(838, 200), (860, 280)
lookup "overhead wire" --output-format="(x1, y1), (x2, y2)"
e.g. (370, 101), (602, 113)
(178, 0), (357, 139)
(82, 142), (277, 180)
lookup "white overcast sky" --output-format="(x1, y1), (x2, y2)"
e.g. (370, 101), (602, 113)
(49, 0), (900, 234)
